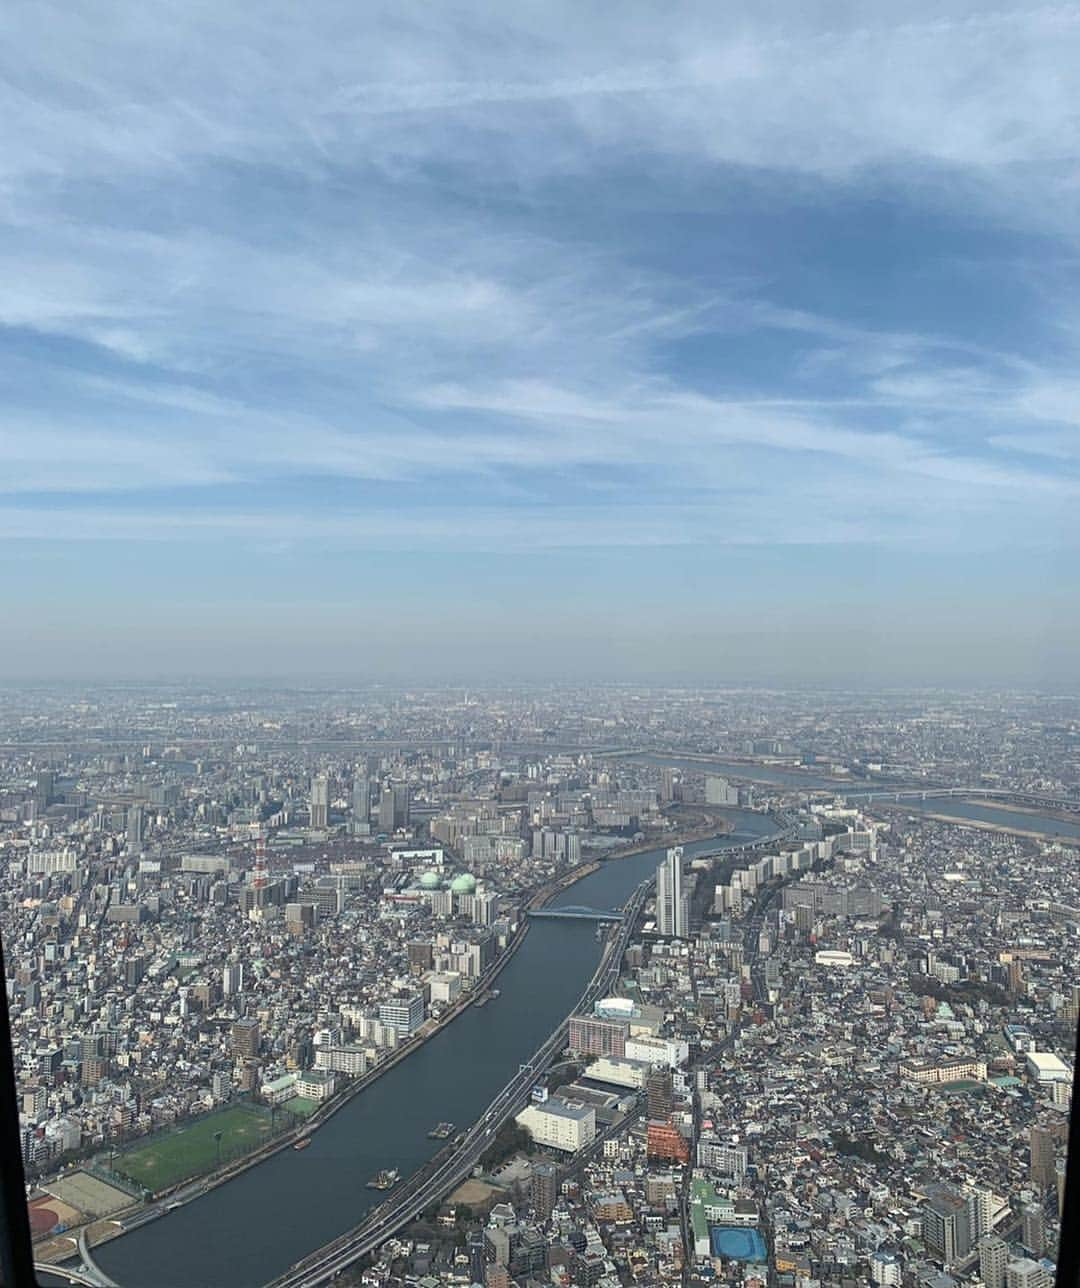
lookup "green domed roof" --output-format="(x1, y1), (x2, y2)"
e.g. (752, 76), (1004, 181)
(449, 872), (476, 895)
(418, 870), (442, 890)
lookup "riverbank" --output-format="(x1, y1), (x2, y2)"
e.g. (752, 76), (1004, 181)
(875, 801), (1080, 847)
(97, 821), (776, 1288)
(73, 915), (535, 1261)
(959, 796), (1080, 826)
(77, 816), (748, 1264)
(585, 812), (740, 865)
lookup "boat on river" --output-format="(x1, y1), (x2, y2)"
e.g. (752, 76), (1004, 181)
(366, 1168), (401, 1190)
(427, 1121), (454, 1139)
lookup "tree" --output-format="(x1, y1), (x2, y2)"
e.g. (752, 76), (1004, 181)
(480, 1119), (532, 1170)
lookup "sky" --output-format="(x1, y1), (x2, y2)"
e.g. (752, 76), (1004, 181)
(2, 1), (1080, 683)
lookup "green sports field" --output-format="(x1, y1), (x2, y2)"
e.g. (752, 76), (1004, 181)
(283, 1096), (320, 1119)
(113, 1105), (274, 1192)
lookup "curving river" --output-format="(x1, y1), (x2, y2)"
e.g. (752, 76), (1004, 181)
(95, 812), (777, 1288)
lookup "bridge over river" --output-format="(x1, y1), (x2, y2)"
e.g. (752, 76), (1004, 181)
(529, 904), (622, 921)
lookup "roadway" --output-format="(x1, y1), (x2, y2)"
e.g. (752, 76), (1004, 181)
(529, 905), (622, 921)
(35, 1265), (105, 1287)
(557, 1100), (644, 1187)
(843, 785), (1080, 813)
(267, 879), (652, 1287)
(33, 1223), (120, 1288)
(268, 822), (797, 1286)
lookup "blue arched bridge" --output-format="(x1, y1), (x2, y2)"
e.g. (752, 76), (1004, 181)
(529, 904), (623, 922)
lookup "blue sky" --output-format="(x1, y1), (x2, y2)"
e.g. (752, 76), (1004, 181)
(2, 1), (1079, 681)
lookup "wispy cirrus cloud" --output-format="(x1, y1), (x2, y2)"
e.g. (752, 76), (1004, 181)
(2, 0), (1080, 681)
(4, 3), (1080, 192)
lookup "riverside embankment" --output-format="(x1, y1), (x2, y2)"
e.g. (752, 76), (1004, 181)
(96, 812), (777, 1288)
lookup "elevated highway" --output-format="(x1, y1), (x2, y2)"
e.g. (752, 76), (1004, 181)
(268, 879), (652, 1288)
(35, 1227), (119, 1288)
(36, 1265), (105, 1287)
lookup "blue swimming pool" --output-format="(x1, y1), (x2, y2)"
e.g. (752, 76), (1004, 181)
(710, 1227), (768, 1261)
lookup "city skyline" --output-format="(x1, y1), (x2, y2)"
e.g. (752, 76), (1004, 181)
(1, 683), (1074, 1284)
(3, 1), (1080, 681)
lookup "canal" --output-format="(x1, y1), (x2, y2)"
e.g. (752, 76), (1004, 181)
(96, 812), (777, 1288)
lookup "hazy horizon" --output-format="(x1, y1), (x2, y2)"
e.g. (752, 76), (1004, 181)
(3, 1), (1079, 683)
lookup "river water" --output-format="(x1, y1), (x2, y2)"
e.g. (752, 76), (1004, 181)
(625, 753), (851, 790)
(626, 758), (1080, 840)
(96, 813), (776, 1288)
(885, 797), (1080, 841)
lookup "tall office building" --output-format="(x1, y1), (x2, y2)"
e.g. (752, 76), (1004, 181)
(352, 775), (371, 834)
(656, 846), (688, 938)
(923, 1190), (972, 1264)
(1021, 1204), (1045, 1258)
(393, 782), (410, 828)
(34, 771), (54, 811)
(1030, 1124), (1056, 1189)
(309, 774), (330, 829)
(222, 963), (244, 996)
(659, 767), (678, 803)
(378, 787), (395, 833)
(126, 803), (144, 847)
(378, 991), (425, 1037)
(530, 1161), (558, 1222)
(230, 1017), (261, 1060)
(378, 781), (410, 832)
(979, 1236), (1008, 1288)
(568, 1015), (628, 1057)
(646, 1068), (674, 1120)
(705, 775), (739, 806)
(967, 1187), (995, 1240)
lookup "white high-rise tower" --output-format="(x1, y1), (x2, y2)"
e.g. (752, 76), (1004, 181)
(309, 774), (330, 829)
(656, 846), (687, 937)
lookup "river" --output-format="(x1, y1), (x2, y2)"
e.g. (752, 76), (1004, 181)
(95, 812), (777, 1288)
(883, 797), (1080, 841)
(623, 753), (878, 791)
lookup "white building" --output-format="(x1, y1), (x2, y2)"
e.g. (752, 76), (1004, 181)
(427, 971), (463, 1004)
(870, 1252), (903, 1286)
(515, 1098), (595, 1152)
(586, 1056), (650, 1089)
(378, 992), (425, 1037)
(261, 1073), (298, 1105)
(309, 774), (330, 829)
(696, 1137), (748, 1179)
(705, 776), (739, 806)
(296, 1069), (337, 1101)
(656, 847), (688, 938)
(43, 1117), (81, 1153)
(814, 949), (855, 968)
(314, 1044), (368, 1075)
(1006, 1258), (1052, 1288)
(979, 1236), (1008, 1288)
(1026, 1051), (1070, 1083)
(625, 1034), (689, 1069)
(27, 849), (79, 874)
